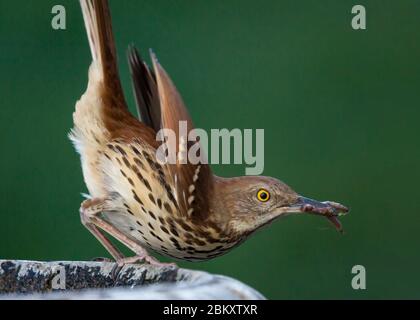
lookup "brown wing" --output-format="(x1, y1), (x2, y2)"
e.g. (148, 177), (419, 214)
(149, 51), (213, 221)
(127, 46), (161, 131)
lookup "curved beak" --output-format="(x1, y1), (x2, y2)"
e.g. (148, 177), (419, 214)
(286, 196), (349, 233)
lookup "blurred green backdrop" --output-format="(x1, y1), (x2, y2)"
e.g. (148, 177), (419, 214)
(1, 0), (419, 299)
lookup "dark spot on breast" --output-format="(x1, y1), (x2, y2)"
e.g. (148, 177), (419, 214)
(196, 239), (206, 246)
(169, 237), (179, 246)
(148, 193), (156, 205)
(150, 231), (163, 242)
(157, 199), (162, 209)
(122, 157), (131, 167)
(127, 177), (135, 186)
(143, 179), (152, 192)
(155, 162), (163, 171)
(163, 183), (177, 207)
(136, 171), (148, 190)
(163, 202), (173, 214)
(134, 158), (145, 170)
(146, 158), (160, 171)
(137, 229), (144, 235)
(170, 227), (179, 237)
(160, 226), (169, 234)
(159, 217), (166, 225)
(115, 145), (127, 156)
(136, 221), (143, 227)
(157, 168), (165, 178)
(132, 166), (152, 192)
(148, 222), (155, 231)
(131, 163), (140, 174)
(120, 169), (127, 177)
(131, 145), (142, 156)
(148, 210), (156, 220)
(132, 190), (144, 206)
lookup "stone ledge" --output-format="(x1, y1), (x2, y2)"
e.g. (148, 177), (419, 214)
(0, 259), (265, 300)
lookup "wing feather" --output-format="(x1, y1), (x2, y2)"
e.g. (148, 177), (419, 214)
(150, 51), (212, 220)
(127, 46), (161, 131)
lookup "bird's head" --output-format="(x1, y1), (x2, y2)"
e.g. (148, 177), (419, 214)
(213, 176), (349, 236)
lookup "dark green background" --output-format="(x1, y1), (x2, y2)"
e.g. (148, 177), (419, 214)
(1, 0), (419, 299)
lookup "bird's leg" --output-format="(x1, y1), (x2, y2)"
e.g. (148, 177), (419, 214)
(91, 216), (177, 268)
(80, 198), (125, 261)
(80, 198), (176, 268)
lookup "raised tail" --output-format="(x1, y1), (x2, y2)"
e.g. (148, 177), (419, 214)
(71, 0), (129, 149)
(80, 0), (124, 99)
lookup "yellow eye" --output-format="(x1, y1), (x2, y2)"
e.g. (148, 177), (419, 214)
(257, 189), (270, 202)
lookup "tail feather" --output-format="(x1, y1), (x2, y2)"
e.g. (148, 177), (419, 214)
(80, 0), (123, 97)
(72, 0), (128, 147)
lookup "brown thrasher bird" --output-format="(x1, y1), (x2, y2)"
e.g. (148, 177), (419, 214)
(70, 0), (348, 265)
